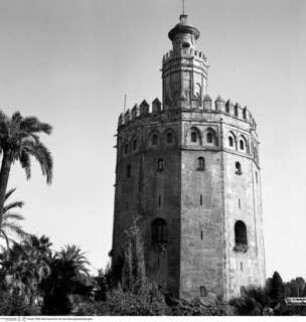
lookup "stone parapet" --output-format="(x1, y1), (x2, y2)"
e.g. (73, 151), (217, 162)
(162, 48), (208, 63)
(118, 96), (257, 130)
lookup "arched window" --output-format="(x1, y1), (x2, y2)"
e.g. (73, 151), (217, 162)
(243, 108), (247, 119)
(152, 134), (158, 145)
(207, 132), (213, 143)
(167, 132), (173, 143)
(198, 157), (205, 170)
(152, 218), (167, 244)
(206, 129), (217, 145)
(239, 140), (244, 150)
(191, 131), (197, 143)
(133, 139), (137, 150)
(157, 158), (165, 171)
(200, 286), (207, 297)
(234, 220), (247, 252)
(235, 162), (242, 175)
(124, 143), (129, 154)
(126, 164), (131, 178)
(228, 136), (234, 147)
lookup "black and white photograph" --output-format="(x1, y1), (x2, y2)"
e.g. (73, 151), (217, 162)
(0, 0), (305, 318)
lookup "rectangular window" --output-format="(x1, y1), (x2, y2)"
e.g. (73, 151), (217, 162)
(126, 164), (131, 178)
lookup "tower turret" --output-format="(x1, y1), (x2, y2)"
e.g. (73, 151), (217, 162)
(163, 14), (208, 110)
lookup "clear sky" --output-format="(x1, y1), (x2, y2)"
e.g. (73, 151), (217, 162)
(0, 0), (305, 281)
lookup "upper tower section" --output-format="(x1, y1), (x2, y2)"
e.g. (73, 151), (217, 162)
(162, 14), (208, 110)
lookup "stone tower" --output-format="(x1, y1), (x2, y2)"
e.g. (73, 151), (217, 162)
(112, 14), (265, 301)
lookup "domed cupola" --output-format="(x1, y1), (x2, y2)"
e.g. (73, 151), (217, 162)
(168, 14), (200, 53)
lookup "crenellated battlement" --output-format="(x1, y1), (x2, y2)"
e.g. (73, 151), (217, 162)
(118, 95), (257, 130)
(213, 95), (257, 129)
(162, 48), (208, 64)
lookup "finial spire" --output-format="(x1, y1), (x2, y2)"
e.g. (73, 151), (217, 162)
(123, 93), (127, 113)
(182, 0), (185, 14)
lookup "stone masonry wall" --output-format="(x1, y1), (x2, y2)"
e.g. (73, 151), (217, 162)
(113, 100), (265, 301)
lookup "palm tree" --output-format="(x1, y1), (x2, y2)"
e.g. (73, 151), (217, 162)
(0, 111), (53, 232)
(59, 245), (90, 278)
(40, 245), (93, 315)
(0, 188), (28, 251)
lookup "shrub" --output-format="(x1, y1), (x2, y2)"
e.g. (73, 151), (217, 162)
(71, 302), (109, 316)
(0, 291), (40, 315)
(72, 282), (166, 316)
(106, 282), (166, 316)
(229, 286), (268, 316)
(168, 297), (233, 316)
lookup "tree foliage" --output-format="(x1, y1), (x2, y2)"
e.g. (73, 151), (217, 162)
(0, 234), (53, 305)
(268, 271), (285, 310)
(0, 188), (29, 251)
(229, 286), (269, 315)
(0, 111), (53, 232)
(40, 244), (94, 315)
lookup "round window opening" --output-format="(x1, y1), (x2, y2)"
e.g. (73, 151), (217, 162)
(182, 42), (190, 48)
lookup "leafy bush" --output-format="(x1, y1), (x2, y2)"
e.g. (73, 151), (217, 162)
(0, 291), (40, 315)
(71, 302), (109, 316)
(106, 284), (166, 316)
(229, 286), (268, 316)
(168, 297), (233, 316)
(72, 283), (166, 316)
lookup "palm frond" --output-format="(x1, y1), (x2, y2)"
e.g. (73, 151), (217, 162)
(22, 140), (53, 184)
(2, 212), (25, 222)
(20, 116), (52, 135)
(59, 244), (90, 276)
(0, 110), (9, 138)
(5, 188), (17, 201)
(2, 201), (24, 213)
(0, 231), (18, 248)
(3, 224), (29, 239)
(20, 151), (31, 180)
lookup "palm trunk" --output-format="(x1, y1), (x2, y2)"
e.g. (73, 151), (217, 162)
(2, 230), (10, 260)
(0, 151), (12, 232)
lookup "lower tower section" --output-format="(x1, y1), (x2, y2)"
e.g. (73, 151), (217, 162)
(112, 97), (266, 301)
